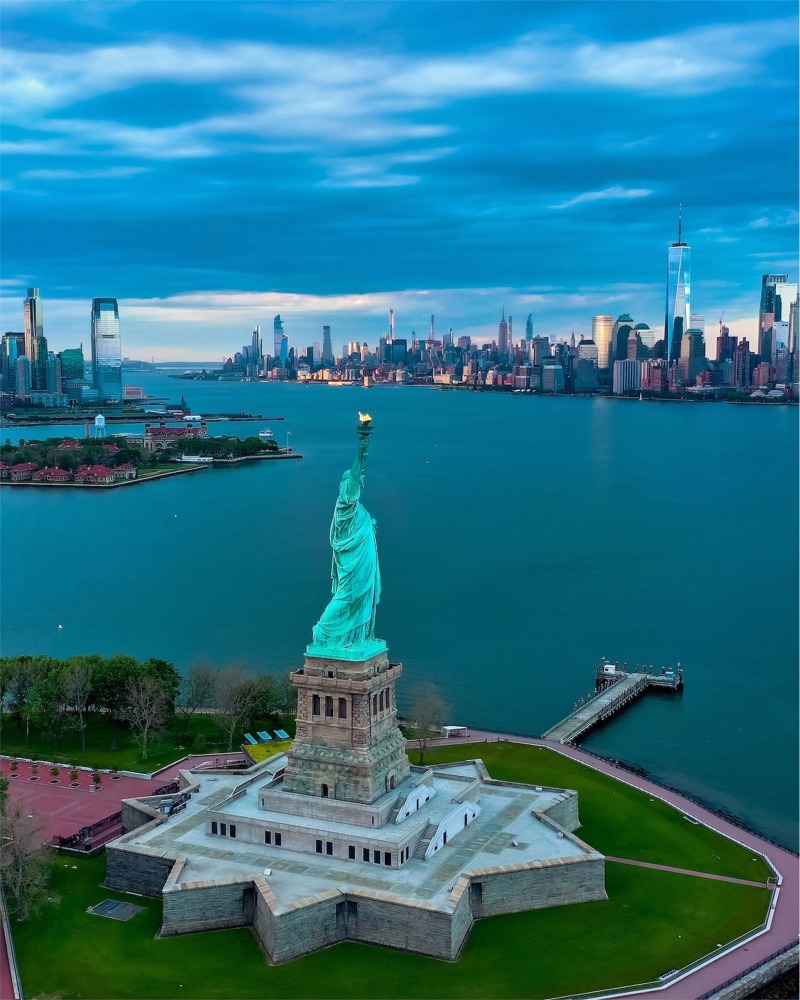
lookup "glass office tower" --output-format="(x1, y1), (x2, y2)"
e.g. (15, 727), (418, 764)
(23, 287), (44, 360)
(91, 298), (122, 402)
(664, 213), (691, 369)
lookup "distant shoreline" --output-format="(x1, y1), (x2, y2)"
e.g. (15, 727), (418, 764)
(0, 450), (303, 488)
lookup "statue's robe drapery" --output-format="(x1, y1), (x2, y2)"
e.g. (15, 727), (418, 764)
(311, 461), (381, 653)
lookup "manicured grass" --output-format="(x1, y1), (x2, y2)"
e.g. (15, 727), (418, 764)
(16, 855), (769, 1000)
(244, 740), (292, 763)
(0, 712), (294, 774)
(411, 742), (774, 882)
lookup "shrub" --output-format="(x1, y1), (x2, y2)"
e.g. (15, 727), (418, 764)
(50, 766), (60, 778)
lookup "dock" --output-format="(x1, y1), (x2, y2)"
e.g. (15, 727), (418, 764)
(542, 661), (683, 744)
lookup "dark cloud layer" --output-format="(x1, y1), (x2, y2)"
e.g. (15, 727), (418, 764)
(0, 1), (796, 355)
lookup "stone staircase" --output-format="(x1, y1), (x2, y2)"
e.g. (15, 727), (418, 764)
(413, 822), (437, 860)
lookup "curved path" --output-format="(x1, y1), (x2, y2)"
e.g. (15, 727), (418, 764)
(415, 730), (798, 999)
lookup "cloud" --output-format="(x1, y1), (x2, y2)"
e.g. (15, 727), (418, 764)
(21, 166), (150, 180)
(551, 186), (653, 210)
(1, 16), (794, 176)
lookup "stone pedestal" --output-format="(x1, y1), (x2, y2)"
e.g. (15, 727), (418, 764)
(282, 647), (410, 805)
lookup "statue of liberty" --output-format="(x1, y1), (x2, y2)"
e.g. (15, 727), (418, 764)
(309, 415), (386, 659)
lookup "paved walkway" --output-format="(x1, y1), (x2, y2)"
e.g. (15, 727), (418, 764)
(417, 730), (799, 999)
(605, 856), (773, 890)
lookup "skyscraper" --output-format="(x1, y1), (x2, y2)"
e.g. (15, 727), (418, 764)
(322, 325), (333, 365)
(498, 310), (509, 357)
(23, 287), (44, 360)
(525, 314), (533, 342)
(758, 274), (798, 364)
(273, 315), (284, 361)
(591, 315), (613, 369)
(91, 298), (122, 402)
(664, 208), (691, 368)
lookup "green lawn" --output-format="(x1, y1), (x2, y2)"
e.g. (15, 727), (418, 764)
(0, 712), (294, 774)
(16, 855), (769, 1000)
(411, 742), (774, 882)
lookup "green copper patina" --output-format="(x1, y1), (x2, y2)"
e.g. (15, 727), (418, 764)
(307, 416), (386, 661)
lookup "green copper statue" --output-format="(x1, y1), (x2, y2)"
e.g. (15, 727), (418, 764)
(308, 415), (386, 660)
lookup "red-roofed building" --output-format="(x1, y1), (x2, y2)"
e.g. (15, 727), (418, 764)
(144, 422), (207, 452)
(102, 444), (120, 455)
(0, 462), (9, 479)
(9, 462), (38, 481)
(32, 467), (73, 483)
(56, 439), (82, 451)
(74, 464), (115, 484)
(113, 463), (137, 481)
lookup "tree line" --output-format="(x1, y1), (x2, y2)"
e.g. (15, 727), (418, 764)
(0, 655), (296, 759)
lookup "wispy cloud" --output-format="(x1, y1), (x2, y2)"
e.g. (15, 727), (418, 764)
(551, 186), (653, 210)
(21, 166), (150, 180)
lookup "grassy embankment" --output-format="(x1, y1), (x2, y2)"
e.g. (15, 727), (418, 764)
(11, 742), (773, 999)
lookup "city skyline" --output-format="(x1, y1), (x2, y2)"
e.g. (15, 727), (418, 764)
(1, 1), (798, 359)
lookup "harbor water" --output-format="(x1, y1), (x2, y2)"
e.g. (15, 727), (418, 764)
(1, 372), (797, 848)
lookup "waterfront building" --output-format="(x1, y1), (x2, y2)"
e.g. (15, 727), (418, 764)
(531, 336), (551, 366)
(591, 316), (613, 370)
(91, 298), (122, 403)
(634, 323), (655, 349)
(716, 325), (737, 363)
(640, 359), (668, 393)
(611, 315), (634, 367)
(541, 363), (565, 393)
(613, 359), (641, 395)
(626, 329), (645, 361)
(732, 338), (755, 389)
(678, 329), (707, 387)
(58, 346), (85, 382)
(14, 355), (32, 396)
(758, 274), (798, 364)
(0, 332), (24, 393)
(664, 209), (691, 369)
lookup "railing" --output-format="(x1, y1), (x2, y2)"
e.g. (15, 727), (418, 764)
(153, 780), (180, 796)
(52, 810), (123, 849)
(696, 941), (798, 999)
(571, 745), (799, 857)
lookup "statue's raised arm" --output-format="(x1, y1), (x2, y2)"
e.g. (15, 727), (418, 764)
(308, 415), (385, 660)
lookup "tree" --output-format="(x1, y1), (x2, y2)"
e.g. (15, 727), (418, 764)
(175, 661), (217, 736)
(273, 671), (297, 716)
(0, 804), (51, 921)
(141, 657), (181, 713)
(31, 657), (70, 746)
(215, 666), (259, 751)
(124, 674), (169, 760)
(9, 657), (36, 724)
(92, 654), (139, 749)
(0, 658), (14, 752)
(62, 657), (95, 752)
(410, 681), (448, 765)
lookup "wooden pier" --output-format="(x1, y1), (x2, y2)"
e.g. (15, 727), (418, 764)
(542, 662), (683, 744)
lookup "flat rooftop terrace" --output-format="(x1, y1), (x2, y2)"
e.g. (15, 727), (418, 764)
(118, 757), (597, 912)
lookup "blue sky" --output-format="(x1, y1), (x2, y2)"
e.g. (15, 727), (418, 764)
(1, 1), (797, 360)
